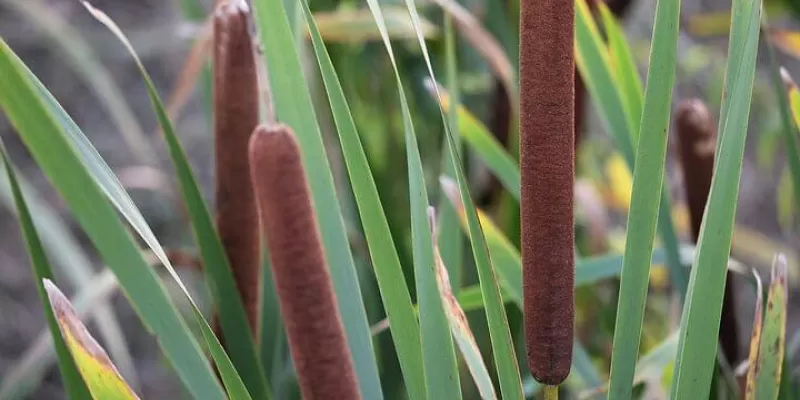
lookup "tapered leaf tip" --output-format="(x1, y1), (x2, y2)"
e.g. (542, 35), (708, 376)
(780, 67), (796, 91)
(438, 176), (460, 206)
(771, 253), (788, 288)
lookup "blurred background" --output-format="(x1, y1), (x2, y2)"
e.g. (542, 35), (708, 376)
(0, 0), (799, 398)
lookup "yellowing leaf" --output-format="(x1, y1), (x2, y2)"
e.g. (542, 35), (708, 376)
(745, 268), (764, 399)
(429, 209), (498, 400)
(604, 152), (633, 211)
(43, 279), (139, 400)
(752, 255), (788, 400)
(686, 11), (731, 37)
(770, 30), (800, 60)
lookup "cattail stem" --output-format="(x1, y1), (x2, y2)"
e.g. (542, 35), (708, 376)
(212, 0), (261, 339)
(249, 124), (361, 400)
(520, 0), (575, 385)
(543, 385), (559, 400)
(675, 99), (739, 363)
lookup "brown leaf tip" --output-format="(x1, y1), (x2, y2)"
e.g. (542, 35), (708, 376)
(43, 279), (115, 368)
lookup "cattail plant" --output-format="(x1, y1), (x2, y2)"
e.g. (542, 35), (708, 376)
(675, 98), (739, 363)
(212, 0), (261, 338)
(249, 124), (361, 400)
(520, 0), (575, 386)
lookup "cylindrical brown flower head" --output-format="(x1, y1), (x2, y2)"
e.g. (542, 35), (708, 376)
(520, 0), (575, 385)
(212, 0), (261, 338)
(674, 98), (739, 363)
(249, 125), (361, 400)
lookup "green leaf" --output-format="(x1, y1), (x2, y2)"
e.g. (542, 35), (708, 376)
(42, 280), (137, 400)
(754, 255), (789, 400)
(607, 0), (681, 392)
(436, 14), (464, 295)
(431, 215), (497, 399)
(0, 35), (226, 400)
(251, 0), (382, 397)
(777, 65), (800, 223)
(0, 165), (134, 396)
(299, 2), (425, 398)
(429, 84), (520, 201)
(0, 144), (91, 400)
(575, 0), (686, 299)
(80, 4), (270, 398)
(308, 7), (438, 43)
(670, 0), (762, 394)
(598, 2), (643, 135)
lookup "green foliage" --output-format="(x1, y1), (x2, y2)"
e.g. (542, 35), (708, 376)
(0, 0), (795, 398)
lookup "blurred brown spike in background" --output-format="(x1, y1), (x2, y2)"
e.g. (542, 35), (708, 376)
(520, 0), (575, 385)
(675, 98), (740, 364)
(249, 125), (362, 400)
(212, 0), (261, 340)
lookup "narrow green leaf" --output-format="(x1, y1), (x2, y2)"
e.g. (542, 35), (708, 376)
(0, 144), (91, 400)
(407, 102), (462, 400)
(251, 0), (383, 397)
(431, 213), (497, 399)
(607, 0), (681, 393)
(299, 3), (424, 398)
(0, 165), (135, 394)
(0, 35), (226, 400)
(754, 255), (788, 400)
(80, 4), (270, 397)
(670, 0), (762, 395)
(390, 2), (523, 394)
(42, 280), (138, 400)
(776, 64), (800, 219)
(436, 14), (464, 295)
(429, 84), (520, 201)
(575, 0), (686, 299)
(598, 2), (643, 135)
(4, 0), (154, 166)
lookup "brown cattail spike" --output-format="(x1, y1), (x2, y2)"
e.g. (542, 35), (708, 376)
(212, 0), (261, 339)
(520, 0), (576, 385)
(675, 98), (739, 363)
(249, 125), (362, 400)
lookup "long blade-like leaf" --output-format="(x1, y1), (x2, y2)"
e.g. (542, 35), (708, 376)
(670, 0), (762, 394)
(80, 4), (270, 397)
(0, 143), (91, 400)
(0, 36), (226, 400)
(299, 2), (425, 398)
(607, 0), (681, 393)
(81, 3), (271, 397)
(393, 0), (524, 395)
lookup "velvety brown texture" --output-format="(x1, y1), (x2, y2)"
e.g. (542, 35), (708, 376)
(675, 99), (739, 363)
(212, 0), (261, 339)
(520, 0), (575, 385)
(249, 125), (361, 400)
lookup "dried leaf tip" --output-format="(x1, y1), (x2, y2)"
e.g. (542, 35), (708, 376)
(772, 253), (788, 287)
(780, 67), (797, 91)
(249, 124), (362, 400)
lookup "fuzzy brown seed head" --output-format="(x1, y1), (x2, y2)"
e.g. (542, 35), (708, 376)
(212, 0), (261, 339)
(674, 98), (739, 363)
(520, 0), (575, 385)
(249, 125), (361, 400)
